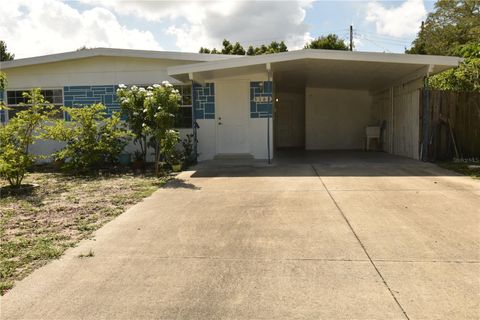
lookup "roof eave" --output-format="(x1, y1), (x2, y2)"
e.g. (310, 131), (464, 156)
(167, 49), (462, 77)
(0, 48), (239, 70)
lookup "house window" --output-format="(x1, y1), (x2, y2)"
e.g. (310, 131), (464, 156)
(6, 89), (64, 120)
(174, 85), (192, 128)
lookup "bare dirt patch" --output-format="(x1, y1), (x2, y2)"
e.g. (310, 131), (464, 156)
(0, 172), (167, 294)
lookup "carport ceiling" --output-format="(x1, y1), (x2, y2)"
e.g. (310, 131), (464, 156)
(273, 59), (431, 91)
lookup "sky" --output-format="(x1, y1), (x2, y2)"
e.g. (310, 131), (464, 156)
(0, 0), (437, 59)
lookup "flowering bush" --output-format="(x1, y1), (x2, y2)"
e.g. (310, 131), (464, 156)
(116, 81), (181, 175)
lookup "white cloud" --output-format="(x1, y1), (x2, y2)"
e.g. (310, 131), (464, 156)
(0, 0), (163, 58)
(80, 0), (314, 52)
(366, 0), (426, 37)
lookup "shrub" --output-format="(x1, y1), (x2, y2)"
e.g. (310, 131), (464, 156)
(0, 89), (57, 187)
(117, 82), (181, 175)
(45, 104), (131, 173)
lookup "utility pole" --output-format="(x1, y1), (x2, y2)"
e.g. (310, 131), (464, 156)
(349, 25), (353, 51)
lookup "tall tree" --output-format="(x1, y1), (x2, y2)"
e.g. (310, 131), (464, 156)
(407, 0), (480, 56)
(304, 34), (349, 50)
(407, 0), (480, 92)
(247, 41), (288, 55)
(0, 41), (14, 61)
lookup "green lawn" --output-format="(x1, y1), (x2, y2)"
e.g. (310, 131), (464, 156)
(0, 172), (167, 294)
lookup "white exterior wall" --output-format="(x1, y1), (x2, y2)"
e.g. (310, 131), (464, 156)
(198, 73), (272, 161)
(305, 87), (373, 150)
(371, 78), (422, 160)
(3, 56), (196, 162)
(249, 118), (273, 159)
(196, 120), (216, 161)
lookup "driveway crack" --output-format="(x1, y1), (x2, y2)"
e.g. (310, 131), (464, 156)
(311, 164), (410, 320)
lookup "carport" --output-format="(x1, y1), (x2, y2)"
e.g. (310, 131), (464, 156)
(168, 50), (460, 161)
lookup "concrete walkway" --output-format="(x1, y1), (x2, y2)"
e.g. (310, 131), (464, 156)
(1, 152), (479, 319)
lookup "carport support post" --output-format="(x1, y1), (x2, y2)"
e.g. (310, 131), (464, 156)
(422, 76), (430, 162)
(266, 63), (272, 164)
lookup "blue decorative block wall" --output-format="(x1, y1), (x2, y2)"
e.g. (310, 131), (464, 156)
(63, 85), (120, 116)
(250, 81), (272, 118)
(0, 91), (5, 123)
(193, 82), (215, 120)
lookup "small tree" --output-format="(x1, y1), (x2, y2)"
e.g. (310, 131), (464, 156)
(45, 104), (131, 173)
(116, 84), (150, 162)
(0, 89), (56, 187)
(117, 82), (181, 176)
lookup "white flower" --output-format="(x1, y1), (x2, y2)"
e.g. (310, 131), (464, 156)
(142, 123), (146, 127)
(133, 112), (139, 116)
(143, 108), (148, 113)
(139, 87), (146, 92)
(162, 80), (173, 88)
(157, 106), (161, 110)
(147, 86), (153, 90)
(131, 85), (138, 91)
(153, 84), (160, 88)
(118, 84), (126, 89)
(146, 91), (153, 97)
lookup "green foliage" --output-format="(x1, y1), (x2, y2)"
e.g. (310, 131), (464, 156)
(0, 72), (6, 111)
(116, 85), (150, 161)
(0, 89), (56, 187)
(0, 41), (14, 61)
(247, 41), (288, 55)
(406, 1), (479, 92)
(407, 0), (479, 56)
(304, 34), (349, 50)
(0, 72), (6, 90)
(182, 133), (197, 166)
(200, 39), (288, 55)
(161, 130), (181, 165)
(44, 104), (131, 173)
(429, 44), (480, 92)
(116, 82), (181, 175)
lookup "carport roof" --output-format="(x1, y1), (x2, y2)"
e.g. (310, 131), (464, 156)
(167, 49), (462, 90)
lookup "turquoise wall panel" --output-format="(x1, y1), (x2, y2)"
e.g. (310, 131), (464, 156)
(63, 85), (120, 116)
(193, 82), (215, 120)
(250, 81), (272, 118)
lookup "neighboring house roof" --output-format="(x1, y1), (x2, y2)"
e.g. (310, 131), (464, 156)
(0, 47), (239, 70)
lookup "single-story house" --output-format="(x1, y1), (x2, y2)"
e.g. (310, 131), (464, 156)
(0, 48), (461, 161)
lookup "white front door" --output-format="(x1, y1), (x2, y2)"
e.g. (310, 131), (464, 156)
(216, 80), (250, 155)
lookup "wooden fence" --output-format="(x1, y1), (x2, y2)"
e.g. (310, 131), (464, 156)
(420, 90), (480, 161)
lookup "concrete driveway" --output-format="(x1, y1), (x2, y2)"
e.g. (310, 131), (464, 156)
(1, 151), (479, 319)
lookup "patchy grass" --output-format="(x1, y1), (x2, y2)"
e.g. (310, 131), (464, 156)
(0, 172), (168, 295)
(437, 161), (480, 179)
